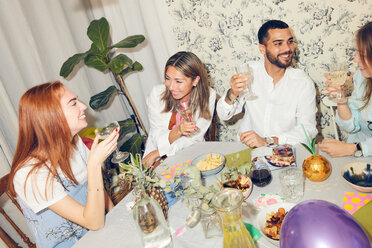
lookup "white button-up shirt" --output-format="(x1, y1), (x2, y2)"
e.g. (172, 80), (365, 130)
(217, 61), (317, 145)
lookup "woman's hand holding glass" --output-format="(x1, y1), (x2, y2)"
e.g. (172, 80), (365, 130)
(323, 63), (350, 103)
(88, 127), (120, 168)
(178, 118), (198, 136)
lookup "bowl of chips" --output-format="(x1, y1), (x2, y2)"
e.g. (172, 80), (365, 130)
(192, 153), (225, 177)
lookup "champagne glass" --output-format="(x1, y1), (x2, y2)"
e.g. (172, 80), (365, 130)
(95, 121), (129, 164)
(328, 63), (348, 103)
(176, 102), (200, 136)
(234, 63), (257, 100)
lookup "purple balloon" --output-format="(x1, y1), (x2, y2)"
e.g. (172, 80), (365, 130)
(280, 200), (371, 248)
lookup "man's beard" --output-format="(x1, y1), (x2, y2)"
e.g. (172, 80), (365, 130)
(266, 51), (293, 68)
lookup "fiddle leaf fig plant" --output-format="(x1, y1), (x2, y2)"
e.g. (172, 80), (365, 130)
(60, 17), (146, 156)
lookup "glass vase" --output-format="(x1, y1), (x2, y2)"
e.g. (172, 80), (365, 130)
(200, 207), (223, 239)
(212, 188), (256, 248)
(132, 186), (173, 248)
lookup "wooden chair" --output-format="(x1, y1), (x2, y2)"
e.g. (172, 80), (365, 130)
(0, 174), (35, 248)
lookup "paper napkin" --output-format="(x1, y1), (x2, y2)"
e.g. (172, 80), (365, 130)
(225, 148), (253, 169)
(342, 192), (372, 215)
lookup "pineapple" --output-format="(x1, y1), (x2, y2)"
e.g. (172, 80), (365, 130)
(120, 154), (168, 218)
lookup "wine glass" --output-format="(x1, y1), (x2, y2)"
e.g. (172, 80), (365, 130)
(176, 102), (200, 136)
(234, 63), (257, 100)
(328, 63), (348, 103)
(95, 121), (129, 164)
(250, 162), (272, 187)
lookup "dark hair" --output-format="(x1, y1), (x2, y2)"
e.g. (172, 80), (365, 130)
(161, 51), (211, 119)
(356, 21), (372, 110)
(258, 20), (289, 45)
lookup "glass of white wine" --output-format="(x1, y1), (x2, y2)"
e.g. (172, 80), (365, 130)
(328, 63), (348, 103)
(95, 121), (129, 164)
(234, 63), (257, 100)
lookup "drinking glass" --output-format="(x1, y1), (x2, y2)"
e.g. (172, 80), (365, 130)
(95, 121), (129, 164)
(250, 162), (272, 187)
(176, 102), (200, 136)
(234, 63), (257, 100)
(279, 167), (304, 202)
(328, 63), (348, 103)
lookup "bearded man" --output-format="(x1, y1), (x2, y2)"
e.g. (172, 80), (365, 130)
(217, 20), (317, 148)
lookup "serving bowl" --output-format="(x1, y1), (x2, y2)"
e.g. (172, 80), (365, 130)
(256, 203), (295, 247)
(192, 153), (225, 178)
(341, 162), (372, 193)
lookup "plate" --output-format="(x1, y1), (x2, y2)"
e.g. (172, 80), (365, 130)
(192, 153), (225, 178)
(264, 155), (293, 168)
(341, 162), (372, 193)
(256, 203), (295, 247)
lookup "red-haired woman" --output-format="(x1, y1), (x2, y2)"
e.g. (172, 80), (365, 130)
(8, 82), (118, 247)
(320, 22), (372, 157)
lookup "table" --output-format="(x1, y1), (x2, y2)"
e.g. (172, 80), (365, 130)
(73, 142), (371, 248)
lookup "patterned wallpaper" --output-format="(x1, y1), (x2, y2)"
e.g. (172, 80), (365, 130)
(165, 0), (372, 142)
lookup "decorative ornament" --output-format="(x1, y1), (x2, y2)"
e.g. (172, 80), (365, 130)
(301, 125), (331, 181)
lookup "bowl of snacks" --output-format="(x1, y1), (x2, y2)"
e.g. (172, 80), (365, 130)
(192, 153), (225, 177)
(256, 203), (295, 247)
(223, 174), (253, 199)
(341, 162), (372, 193)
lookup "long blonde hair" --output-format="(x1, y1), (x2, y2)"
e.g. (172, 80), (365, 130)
(8, 81), (78, 198)
(356, 21), (372, 110)
(161, 51), (211, 120)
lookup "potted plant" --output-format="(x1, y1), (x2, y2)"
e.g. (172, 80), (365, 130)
(60, 17), (146, 156)
(301, 124), (331, 182)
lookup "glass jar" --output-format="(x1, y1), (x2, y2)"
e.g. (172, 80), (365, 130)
(132, 186), (173, 248)
(200, 207), (223, 239)
(212, 188), (256, 248)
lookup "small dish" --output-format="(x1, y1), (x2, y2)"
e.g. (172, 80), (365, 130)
(223, 174), (253, 199)
(256, 203), (295, 247)
(341, 162), (372, 193)
(192, 153), (225, 178)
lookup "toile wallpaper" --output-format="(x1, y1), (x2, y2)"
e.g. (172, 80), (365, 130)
(165, 0), (372, 142)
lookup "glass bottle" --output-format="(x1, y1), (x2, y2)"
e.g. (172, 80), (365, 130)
(212, 188), (256, 248)
(133, 186), (173, 248)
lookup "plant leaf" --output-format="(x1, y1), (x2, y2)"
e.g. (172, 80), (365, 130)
(120, 133), (143, 156)
(119, 61), (143, 77)
(118, 119), (136, 138)
(301, 124), (314, 154)
(111, 35), (145, 48)
(87, 17), (110, 52)
(301, 143), (314, 155)
(84, 54), (108, 72)
(89, 86), (117, 110)
(60, 52), (87, 78)
(109, 54), (133, 74)
(311, 137), (317, 152)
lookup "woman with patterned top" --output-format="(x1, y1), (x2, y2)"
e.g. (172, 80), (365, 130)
(8, 81), (118, 247)
(142, 51), (216, 167)
(319, 21), (372, 157)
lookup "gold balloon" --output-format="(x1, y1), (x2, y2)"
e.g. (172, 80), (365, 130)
(302, 154), (331, 181)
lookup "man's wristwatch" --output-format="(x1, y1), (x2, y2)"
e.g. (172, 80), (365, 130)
(265, 137), (275, 146)
(353, 143), (363, 157)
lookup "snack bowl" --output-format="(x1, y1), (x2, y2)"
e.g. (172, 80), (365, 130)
(256, 203), (295, 247)
(223, 174), (253, 200)
(192, 153), (225, 178)
(341, 162), (372, 193)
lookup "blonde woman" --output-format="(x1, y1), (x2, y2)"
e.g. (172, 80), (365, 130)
(320, 22), (372, 157)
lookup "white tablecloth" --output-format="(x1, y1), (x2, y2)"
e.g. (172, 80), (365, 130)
(73, 142), (371, 248)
